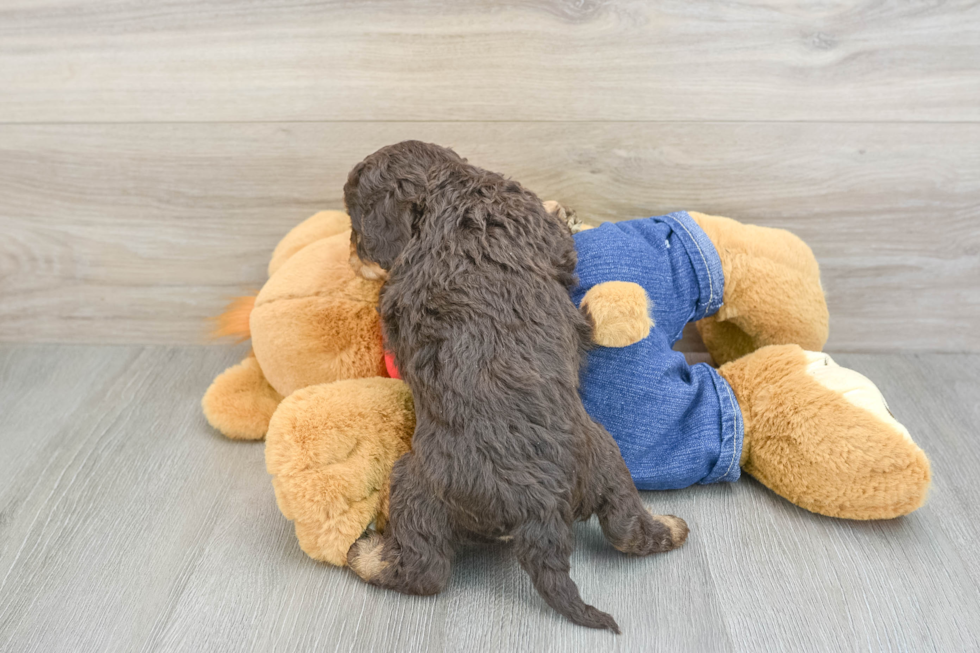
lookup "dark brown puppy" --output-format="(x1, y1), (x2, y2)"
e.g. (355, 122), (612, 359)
(344, 141), (687, 633)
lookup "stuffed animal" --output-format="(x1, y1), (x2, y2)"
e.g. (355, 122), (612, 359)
(203, 207), (931, 566)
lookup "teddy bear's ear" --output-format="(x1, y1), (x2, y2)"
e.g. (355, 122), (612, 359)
(580, 281), (654, 348)
(269, 211), (352, 277)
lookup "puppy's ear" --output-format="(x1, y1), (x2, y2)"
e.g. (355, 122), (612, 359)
(344, 152), (426, 271)
(358, 190), (421, 270)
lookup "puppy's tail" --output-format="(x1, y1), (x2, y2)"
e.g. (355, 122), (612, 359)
(208, 294), (257, 342)
(516, 538), (620, 633)
(529, 565), (620, 633)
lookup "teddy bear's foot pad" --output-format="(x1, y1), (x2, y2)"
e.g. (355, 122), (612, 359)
(720, 344), (931, 520)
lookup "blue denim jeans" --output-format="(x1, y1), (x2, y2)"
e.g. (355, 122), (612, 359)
(571, 212), (744, 490)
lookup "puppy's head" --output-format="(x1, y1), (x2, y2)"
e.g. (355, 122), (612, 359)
(344, 140), (463, 279)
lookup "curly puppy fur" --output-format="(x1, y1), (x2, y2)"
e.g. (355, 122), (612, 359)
(344, 141), (688, 633)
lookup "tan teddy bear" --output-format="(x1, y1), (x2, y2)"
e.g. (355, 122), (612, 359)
(203, 207), (929, 566)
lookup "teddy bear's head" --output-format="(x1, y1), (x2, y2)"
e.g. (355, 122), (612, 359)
(251, 217), (387, 398)
(203, 211), (391, 441)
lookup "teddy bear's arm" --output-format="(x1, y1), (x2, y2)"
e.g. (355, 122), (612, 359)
(265, 378), (415, 566)
(542, 201), (648, 347)
(202, 355), (283, 439)
(580, 281), (653, 347)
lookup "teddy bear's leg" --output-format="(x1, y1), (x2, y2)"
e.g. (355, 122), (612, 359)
(202, 355), (283, 440)
(348, 451), (455, 595)
(577, 330), (744, 491)
(265, 378), (415, 565)
(718, 344), (931, 519)
(691, 212), (829, 366)
(570, 212), (748, 490)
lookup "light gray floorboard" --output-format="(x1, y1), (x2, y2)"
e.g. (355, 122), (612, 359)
(0, 346), (977, 651)
(690, 351), (980, 652)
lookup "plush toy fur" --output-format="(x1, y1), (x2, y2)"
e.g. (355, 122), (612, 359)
(202, 211), (386, 440)
(251, 230), (386, 396)
(202, 354), (282, 440)
(266, 378), (415, 565)
(581, 281), (654, 347)
(203, 207), (930, 566)
(691, 212), (829, 365)
(720, 345), (930, 519)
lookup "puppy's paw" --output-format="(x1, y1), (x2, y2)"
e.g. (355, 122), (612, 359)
(347, 531), (388, 581)
(615, 512), (689, 556)
(652, 514), (689, 551)
(542, 199), (568, 221)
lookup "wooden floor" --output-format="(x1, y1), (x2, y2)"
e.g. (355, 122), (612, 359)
(0, 344), (977, 652)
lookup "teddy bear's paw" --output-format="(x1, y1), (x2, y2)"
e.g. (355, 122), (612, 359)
(543, 200), (595, 233)
(201, 356), (283, 440)
(690, 212), (828, 366)
(581, 281), (654, 348)
(695, 251), (829, 366)
(802, 351), (911, 439)
(721, 344), (931, 520)
(265, 378), (415, 565)
(284, 488), (382, 567)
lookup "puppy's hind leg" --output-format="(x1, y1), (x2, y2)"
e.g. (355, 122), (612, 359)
(347, 453), (454, 596)
(589, 425), (689, 555)
(514, 516), (620, 633)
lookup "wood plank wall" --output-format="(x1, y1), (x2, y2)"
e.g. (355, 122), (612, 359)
(1, 1), (978, 350)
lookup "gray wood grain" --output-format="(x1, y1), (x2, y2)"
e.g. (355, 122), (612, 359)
(0, 346), (977, 651)
(689, 352), (980, 652)
(2, 122), (977, 351)
(1, 0), (979, 123)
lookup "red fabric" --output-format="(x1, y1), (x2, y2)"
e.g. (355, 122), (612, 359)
(384, 351), (401, 380)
